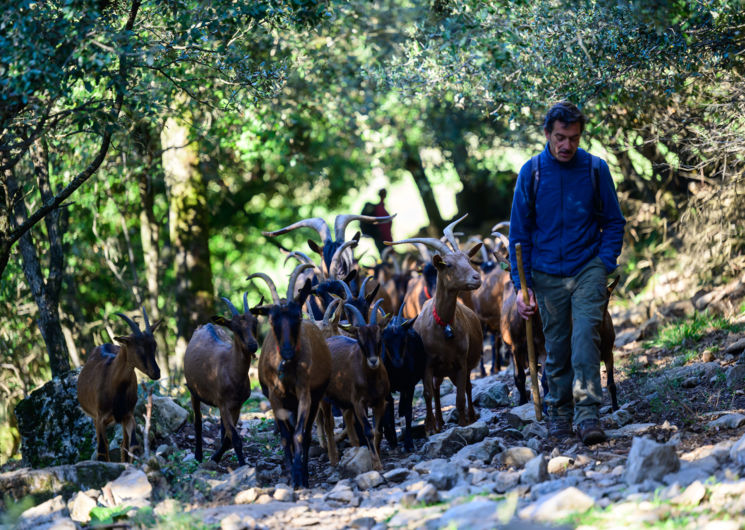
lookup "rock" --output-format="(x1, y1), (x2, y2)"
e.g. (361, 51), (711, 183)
(726, 365), (745, 388)
(729, 432), (745, 466)
(425, 461), (459, 490)
(107, 468), (152, 506)
(235, 487), (260, 504)
(273, 484), (295, 502)
(672, 480), (707, 506)
(451, 437), (504, 465)
(725, 337), (745, 355)
(0, 461), (126, 508)
(708, 413), (745, 430)
(355, 471), (384, 490)
(605, 423), (657, 438)
(505, 403), (537, 427)
(16, 495), (68, 529)
(500, 447), (537, 469)
(610, 408), (633, 427)
(325, 482), (357, 505)
(415, 483), (439, 505)
(135, 395), (188, 438)
(547, 456), (573, 475)
(434, 499), (501, 529)
(340, 447), (374, 476)
(211, 466), (257, 495)
(383, 468), (411, 483)
(518, 486), (595, 522)
(422, 422), (489, 458)
(219, 512), (257, 530)
(614, 328), (641, 347)
(625, 437), (680, 485)
(493, 471), (521, 493)
(350, 516), (377, 529)
(522, 422), (548, 439)
(473, 382), (512, 408)
(14, 369), (98, 467)
(663, 456), (718, 487)
(638, 316), (660, 340)
(67, 491), (97, 523)
(702, 349), (715, 362)
(521, 455), (548, 485)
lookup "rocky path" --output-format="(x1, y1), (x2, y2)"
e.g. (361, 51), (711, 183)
(4, 308), (745, 529)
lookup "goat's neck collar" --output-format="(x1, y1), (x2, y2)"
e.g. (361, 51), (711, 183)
(432, 305), (450, 328)
(423, 283), (432, 300)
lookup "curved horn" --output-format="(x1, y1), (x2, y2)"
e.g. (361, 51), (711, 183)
(334, 214), (396, 242)
(141, 306), (152, 333)
(370, 298), (385, 325)
(328, 239), (359, 279)
(114, 312), (141, 335)
(491, 221), (510, 234)
(332, 279), (354, 300)
(358, 275), (373, 298)
(491, 231), (510, 250)
(397, 297), (406, 319)
(246, 273), (281, 304)
(243, 292), (250, 314)
(221, 297), (240, 317)
(322, 298), (342, 325)
(385, 237), (452, 256)
(262, 218), (331, 243)
(287, 263), (315, 299)
(344, 303), (367, 326)
(283, 251), (314, 266)
(443, 214), (468, 251)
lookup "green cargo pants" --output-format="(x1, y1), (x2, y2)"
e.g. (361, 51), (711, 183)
(533, 256), (607, 425)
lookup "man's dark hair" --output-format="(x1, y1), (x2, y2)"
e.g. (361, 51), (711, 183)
(543, 101), (586, 133)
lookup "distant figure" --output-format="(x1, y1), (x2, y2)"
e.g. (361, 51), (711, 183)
(361, 189), (393, 256)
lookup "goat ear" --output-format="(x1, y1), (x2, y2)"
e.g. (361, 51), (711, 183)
(308, 239), (322, 255)
(343, 269), (357, 285)
(351, 231), (361, 242)
(365, 284), (381, 305)
(380, 313), (392, 328)
(150, 319), (163, 332)
(467, 243), (483, 258)
(403, 314), (417, 328)
(211, 316), (231, 328)
(114, 335), (130, 345)
(250, 306), (270, 316)
(432, 254), (447, 270)
(296, 279), (313, 305)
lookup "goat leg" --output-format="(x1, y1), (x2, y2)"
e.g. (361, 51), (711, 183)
(466, 377), (478, 424)
(190, 392), (204, 462)
(382, 394), (397, 449)
(434, 376), (445, 432)
(212, 423), (229, 463)
(512, 346), (529, 405)
(399, 387), (415, 452)
(95, 417), (110, 462)
(301, 394), (322, 488)
(319, 401), (338, 465)
(372, 399), (387, 460)
(353, 401), (381, 470)
(292, 392), (312, 488)
(455, 371), (468, 427)
(422, 366), (436, 435)
(605, 358), (619, 410)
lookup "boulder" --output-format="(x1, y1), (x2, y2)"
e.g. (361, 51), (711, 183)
(473, 382), (512, 408)
(135, 395), (188, 438)
(500, 447), (537, 469)
(521, 455), (549, 485)
(624, 437), (680, 485)
(340, 447), (374, 476)
(518, 486), (595, 522)
(422, 422), (489, 458)
(14, 369), (97, 468)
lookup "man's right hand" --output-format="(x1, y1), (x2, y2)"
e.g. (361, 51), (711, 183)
(516, 288), (537, 320)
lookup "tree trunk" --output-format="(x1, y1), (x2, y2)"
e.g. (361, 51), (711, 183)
(7, 139), (70, 378)
(161, 112), (214, 381)
(133, 121), (171, 379)
(403, 142), (444, 237)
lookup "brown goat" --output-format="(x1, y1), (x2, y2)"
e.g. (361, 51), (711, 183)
(320, 301), (391, 469)
(183, 294), (260, 467)
(77, 308), (161, 462)
(251, 265), (332, 489)
(386, 214), (484, 434)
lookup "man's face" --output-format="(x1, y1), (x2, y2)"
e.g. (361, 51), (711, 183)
(545, 120), (582, 162)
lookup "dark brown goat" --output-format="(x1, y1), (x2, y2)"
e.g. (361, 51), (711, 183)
(77, 308), (161, 462)
(251, 265), (332, 488)
(183, 294), (259, 467)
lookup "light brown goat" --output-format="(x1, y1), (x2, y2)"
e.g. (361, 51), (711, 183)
(77, 308), (161, 462)
(251, 264), (332, 489)
(183, 294), (259, 467)
(387, 214), (483, 434)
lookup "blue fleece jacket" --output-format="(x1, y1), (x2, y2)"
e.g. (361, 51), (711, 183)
(508, 144), (626, 290)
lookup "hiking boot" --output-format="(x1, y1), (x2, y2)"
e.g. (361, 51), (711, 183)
(547, 416), (573, 439)
(576, 419), (607, 445)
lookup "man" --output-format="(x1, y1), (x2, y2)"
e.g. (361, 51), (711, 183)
(508, 101), (625, 445)
(372, 188), (393, 255)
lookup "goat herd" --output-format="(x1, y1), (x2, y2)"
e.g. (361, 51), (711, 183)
(76, 213), (620, 489)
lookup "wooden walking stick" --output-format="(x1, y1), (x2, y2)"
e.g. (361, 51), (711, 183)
(515, 243), (543, 421)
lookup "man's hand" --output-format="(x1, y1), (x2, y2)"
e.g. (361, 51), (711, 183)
(516, 288), (537, 320)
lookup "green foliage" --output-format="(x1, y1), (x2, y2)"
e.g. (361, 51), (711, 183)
(0, 495), (35, 527)
(89, 504), (135, 525)
(646, 311), (742, 349)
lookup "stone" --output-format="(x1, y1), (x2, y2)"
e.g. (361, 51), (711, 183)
(493, 470), (521, 493)
(325, 482), (356, 504)
(422, 422), (489, 458)
(605, 423), (657, 438)
(672, 480), (707, 506)
(609, 408), (633, 427)
(624, 437), (680, 485)
(14, 369), (98, 467)
(355, 470), (384, 490)
(235, 488), (260, 504)
(518, 486), (595, 522)
(521, 455), (548, 485)
(434, 499), (501, 529)
(451, 437), (505, 464)
(383, 468), (412, 483)
(729, 433), (745, 466)
(416, 483), (439, 505)
(726, 365), (745, 388)
(340, 446), (374, 476)
(0, 461), (126, 507)
(211, 466), (257, 495)
(350, 516), (377, 529)
(725, 337), (745, 355)
(473, 382), (512, 408)
(662, 456), (718, 487)
(107, 468), (152, 506)
(505, 403), (537, 427)
(614, 328), (641, 347)
(16, 495), (68, 530)
(135, 395), (188, 438)
(547, 456), (573, 475)
(67, 491), (97, 523)
(219, 512), (257, 530)
(522, 422), (548, 439)
(500, 447), (537, 469)
(708, 413), (745, 430)
(273, 484), (295, 502)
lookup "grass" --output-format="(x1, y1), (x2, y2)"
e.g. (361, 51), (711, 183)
(645, 311), (743, 350)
